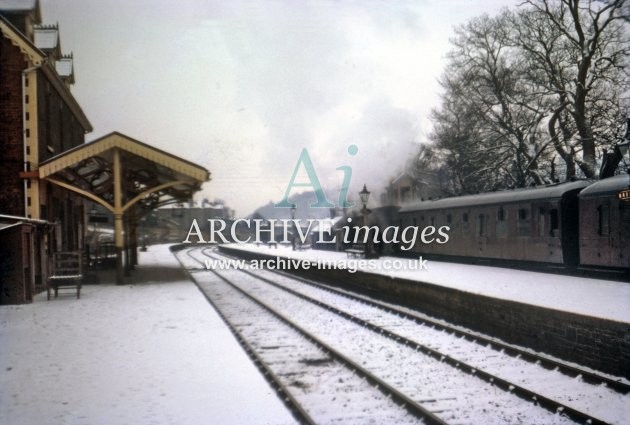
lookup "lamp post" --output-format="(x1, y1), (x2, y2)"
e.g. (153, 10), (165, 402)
(359, 184), (371, 223)
(359, 184), (372, 257)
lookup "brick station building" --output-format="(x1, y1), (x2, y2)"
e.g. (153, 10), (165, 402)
(1, 0), (92, 304)
(1, 1), (209, 304)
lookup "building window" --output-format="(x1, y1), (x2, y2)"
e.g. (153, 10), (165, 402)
(400, 186), (411, 202)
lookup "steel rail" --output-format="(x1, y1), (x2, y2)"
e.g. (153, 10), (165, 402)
(187, 248), (448, 425)
(217, 245), (630, 395)
(175, 249), (317, 425)
(206, 247), (616, 425)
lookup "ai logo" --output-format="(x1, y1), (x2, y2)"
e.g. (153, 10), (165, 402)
(275, 145), (359, 209)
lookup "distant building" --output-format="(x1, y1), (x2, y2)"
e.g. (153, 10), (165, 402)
(138, 201), (232, 243)
(381, 171), (443, 206)
(0, 0), (92, 303)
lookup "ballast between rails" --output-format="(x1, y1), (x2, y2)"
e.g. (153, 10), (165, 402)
(216, 246), (630, 395)
(202, 248), (614, 425)
(183, 247), (447, 425)
(173, 249), (317, 425)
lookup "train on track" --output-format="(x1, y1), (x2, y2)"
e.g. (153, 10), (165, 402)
(395, 174), (630, 275)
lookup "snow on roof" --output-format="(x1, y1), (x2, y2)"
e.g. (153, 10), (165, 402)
(309, 216), (344, 233)
(390, 171), (412, 185)
(579, 174), (630, 198)
(0, 213), (48, 225)
(0, 222), (22, 232)
(400, 180), (591, 213)
(0, 0), (37, 11)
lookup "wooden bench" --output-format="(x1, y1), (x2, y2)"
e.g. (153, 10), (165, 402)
(47, 251), (83, 300)
(345, 244), (366, 258)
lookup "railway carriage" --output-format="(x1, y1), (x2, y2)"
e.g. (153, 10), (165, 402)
(578, 174), (630, 269)
(398, 180), (591, 267)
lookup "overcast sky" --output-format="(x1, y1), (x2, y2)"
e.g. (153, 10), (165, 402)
(40, 0), (520, 216)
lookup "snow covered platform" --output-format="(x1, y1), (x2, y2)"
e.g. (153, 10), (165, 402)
(0, 244), (296, 425)
(219, 243), (630, 379)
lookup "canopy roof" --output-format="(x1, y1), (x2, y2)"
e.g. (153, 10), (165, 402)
(39, 132), (210, 215)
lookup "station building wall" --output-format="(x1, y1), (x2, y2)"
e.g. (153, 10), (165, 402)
(0, 8), (90, 304)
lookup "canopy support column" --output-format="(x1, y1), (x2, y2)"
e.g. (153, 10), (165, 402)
(113, 148), (124, 284)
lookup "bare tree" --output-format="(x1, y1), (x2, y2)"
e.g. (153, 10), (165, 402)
(419, 0), (629, 193)
(428, 12), (555, 193)
(515, 0), (629, 178)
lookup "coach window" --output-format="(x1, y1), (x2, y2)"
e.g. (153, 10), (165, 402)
(549, 209), (559, 237)
(598, 204), (610, 236)
(517, 208), (530, 236)
(477, 214), (486, 237)
(462, 212), (469, 233)
(446, 213), (452, 224)
(538, 207), (546, 237)
(496, 207), (506, 237)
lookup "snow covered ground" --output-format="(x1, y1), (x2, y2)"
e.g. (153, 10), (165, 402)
(224, 243), (630, 324)
(0, 244), (296, 425)
(2, 243), (627, 425)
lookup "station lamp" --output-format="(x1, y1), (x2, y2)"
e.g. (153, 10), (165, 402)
(359, 184), (371, 210)
(359, 184), (372, 228)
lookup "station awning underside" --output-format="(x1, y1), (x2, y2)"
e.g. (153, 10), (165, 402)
(38, 132), (210, 216)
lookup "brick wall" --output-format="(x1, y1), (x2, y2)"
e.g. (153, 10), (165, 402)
(220, 245), (630, 379)
(0, 35), (27, 216)
(0, 227), (28, 304)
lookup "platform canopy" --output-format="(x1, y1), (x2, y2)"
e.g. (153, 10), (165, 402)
(39, 131), (210, 282)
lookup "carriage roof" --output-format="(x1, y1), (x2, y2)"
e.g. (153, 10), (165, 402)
(399, 180), (591, 213)
(578, 174), (630, 199)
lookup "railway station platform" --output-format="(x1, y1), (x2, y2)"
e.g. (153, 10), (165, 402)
(218, 243), (630, 380)
(0, 244), (295, 425)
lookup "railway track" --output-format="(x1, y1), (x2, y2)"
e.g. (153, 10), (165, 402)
(177, 247), (628, 424)
(178, 248), (441, 425)
(218, 246), (630, 395)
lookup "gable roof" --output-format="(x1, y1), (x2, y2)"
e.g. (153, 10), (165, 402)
(0, 15), (91, 130)
(39, 131), (210, 182)
(0, 13), (43, 64)
(0, 0), (41, 24)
